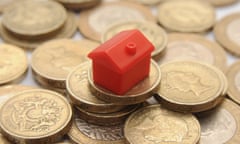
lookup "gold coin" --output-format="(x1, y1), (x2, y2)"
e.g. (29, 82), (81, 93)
(75, 104), (140, 126)
(157, 0), (215, 32)
(67, 61), (125, 113)
(214, 13), (240, 56)
(0, 44), (28, 85)
(0, 12), (77, 50)
(55, 0), (101, 10)
(155, 61), (224, 113)
(0, 89), (72, 144)
(123, 0), (163, 5)
(158, 33), (227, 71)
(2, 0), (67, 37)
(102, 21), (167, 60)
(89, 60), (161, 105)
(124, 104), (200, 144)
(78, 1), (156, 41)
(226, 61), (240, 105)
(68, 114), (127, 144)
(197, 99), (240, 144)
(0, 85), (35, 144)
(207, 0), (237, 6)
(32, 39), (99, 89)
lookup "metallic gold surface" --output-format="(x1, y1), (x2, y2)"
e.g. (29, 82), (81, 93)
(89, 60), (161, 105)
(68, 113), (127, 144)
(102, 21), (167, 60)
(32, 39), (99, 89)
(2, 0), (67, 37)
(157, 0), (215, 32)
(124, 104), (200, 144)
(67, 61), (125, 113)
(0, 12), (77, 50)
(158, 33), (227, 71)
(197, 99), (240, 144)
(0, 89), (72, 144)
(78, 1), (156, 41)
(155, 61), (224, 112)
(226, 61), (240, 105)
(214, 13), (240, 56)
(0, 44), (28, 85)
(75, 104), (140, 126)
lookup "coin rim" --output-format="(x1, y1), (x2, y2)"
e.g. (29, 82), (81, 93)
(124, 104), (201, 144)
(214, 13), (240, 56)
(0, 89), (72, 140)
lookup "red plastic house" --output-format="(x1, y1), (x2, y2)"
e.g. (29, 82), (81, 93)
(88, 29), (154, 95)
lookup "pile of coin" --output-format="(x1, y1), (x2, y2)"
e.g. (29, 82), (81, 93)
(0, 0), (77, 49)
(0, 0), (240, 143)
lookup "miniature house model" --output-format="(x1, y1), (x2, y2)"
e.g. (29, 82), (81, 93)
(88, 29), (154, 95)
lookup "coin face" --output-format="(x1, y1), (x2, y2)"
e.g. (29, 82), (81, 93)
(226, 61), (240, 105)
(68, 114), (126, 144)
(0, 89), (72, 143)
(2, 0), (67, 36)
(158, 33), (227, 71)
(214, 13), (240, 56)
(157, 0), (215, 32)
(102, 21), (167, 59)
(78, 1), (156, 41)
(67, 61), (124, 113)
(0, 44), (28, 85)
(124, 105), (200, 144)
(197, 99), (240, 144)
(32, 39), (99, 89)
(89, 60), (161, 105)
(156, 61), (224, 112)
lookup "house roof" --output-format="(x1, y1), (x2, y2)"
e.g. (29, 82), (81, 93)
(88, 29), (154, 73)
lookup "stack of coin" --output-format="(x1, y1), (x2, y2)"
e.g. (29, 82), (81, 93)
(102, 21), (168, 61)
(0, 89), (72, 144)
(154, 60), (227, 113)
(66, 61), (143, 126)
(66, 59), (161, 127)
(0, 0), (77, 49)
(158, 33), (227, 71)
(55, 0), (101, 10)
(31, 39), (99, 94)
